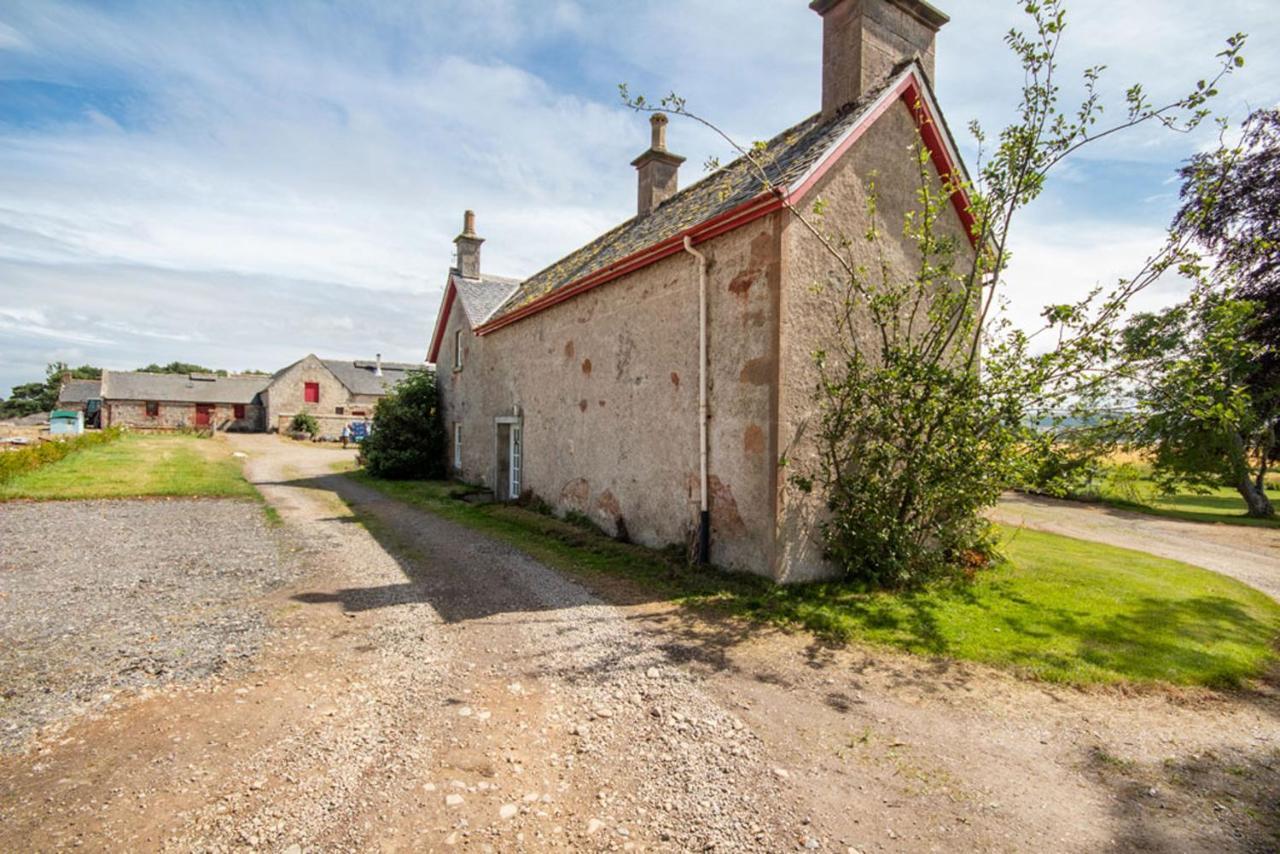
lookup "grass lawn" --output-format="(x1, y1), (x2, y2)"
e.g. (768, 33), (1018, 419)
(0, 434), (257, 501)
(351, 474), (1280, 689)
(1075, 465), (1280, 528)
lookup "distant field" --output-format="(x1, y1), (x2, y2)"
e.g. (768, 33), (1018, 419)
(0, 434), (256, 501)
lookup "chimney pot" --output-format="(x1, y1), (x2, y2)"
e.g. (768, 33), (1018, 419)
(650, 113), (669, 151)
(631, 112), (686, 217)
(454, 209), (484, 279)
(811, 0), (948, 118)
(375, 353), (383, 376)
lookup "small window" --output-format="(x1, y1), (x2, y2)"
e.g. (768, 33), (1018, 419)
(304, 381), (320, 403)
(454, 329), (463, 370)
(145, 401), (159, 417)
(352, 410), (366, 417)
(335, 406), (344, 416)
(233, 403), (246, 420)
(454, 422), (462, 469)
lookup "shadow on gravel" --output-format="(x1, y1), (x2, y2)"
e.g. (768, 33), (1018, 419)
(1085, 741), (1280, 853)
(275, 473), (673, 627)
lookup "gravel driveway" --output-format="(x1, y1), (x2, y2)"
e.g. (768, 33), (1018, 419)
(3, 438), (1277, 852)
(0, 499), (301, 751)
(992, 493), (1280, 601)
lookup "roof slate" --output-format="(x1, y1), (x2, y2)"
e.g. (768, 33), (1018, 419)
(320, 359), (425, 396)
(57, 379), (101, 404)
(452, 271), (522, 326)
(490, 73), (899, 321)
(100, 371), (270, 404)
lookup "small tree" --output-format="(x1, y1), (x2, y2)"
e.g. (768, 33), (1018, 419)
(289, 412), (319, 437)
(360, 369), (446, 480)
(1115, 285), (1274, 517)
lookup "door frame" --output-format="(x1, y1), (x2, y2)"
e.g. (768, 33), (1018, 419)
(494, 414), (522, 501)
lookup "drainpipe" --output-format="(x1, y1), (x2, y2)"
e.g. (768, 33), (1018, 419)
(682, 236), (711, 565)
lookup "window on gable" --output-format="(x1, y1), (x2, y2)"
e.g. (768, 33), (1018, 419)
(233, 404), (246, 420)
(145, 401), (159, 417)
(454, 329), (463, 370)
(304, 381), (320, 403)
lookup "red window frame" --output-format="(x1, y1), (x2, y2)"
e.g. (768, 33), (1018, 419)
(233, 403), (246, 419)
(145, 401), (159, 417)
(304, 382), (320, 403)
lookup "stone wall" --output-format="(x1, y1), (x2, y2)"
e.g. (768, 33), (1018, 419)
(775, 97), (976, 581)
(440, 212), (784, 576)
(106, 400), (264, 432)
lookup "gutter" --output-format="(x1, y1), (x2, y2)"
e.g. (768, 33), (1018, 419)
(682, 236), (711, 565)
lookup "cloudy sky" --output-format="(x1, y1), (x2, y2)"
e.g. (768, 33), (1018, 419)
(1, 0), (1276, 397)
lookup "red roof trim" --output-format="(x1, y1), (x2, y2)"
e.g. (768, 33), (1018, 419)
(472, 67), (976, 338)
(426, 279), (457, 363)
(899, 78), (978, 243)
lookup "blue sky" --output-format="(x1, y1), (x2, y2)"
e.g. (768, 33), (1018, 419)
(1, 0), (1277, 398)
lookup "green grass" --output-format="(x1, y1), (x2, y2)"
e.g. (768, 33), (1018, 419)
(1079, 466), (1280, 528)
(350, 473), (1280, 689)
(0, 434), (257, 501)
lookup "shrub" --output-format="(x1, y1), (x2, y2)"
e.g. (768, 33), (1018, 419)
(360, 369), (446, 479)
(289, 412), (319, 437)
(0, 427), (123, 484)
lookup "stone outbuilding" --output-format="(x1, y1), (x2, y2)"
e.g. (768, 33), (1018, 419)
(263, 354), (424, 435)
(54, 378), (103, 427)
(91, 355), (426, 433)
(428, 0), (978, 582)
(99, 370), (271, 431)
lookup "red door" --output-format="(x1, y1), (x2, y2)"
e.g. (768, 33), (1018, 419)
(195, 404), (213, 427)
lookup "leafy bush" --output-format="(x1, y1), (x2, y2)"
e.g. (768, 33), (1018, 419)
(289, 412), (319, 437)
(0, 427), (123, 484)
(360, 369), (446, 479)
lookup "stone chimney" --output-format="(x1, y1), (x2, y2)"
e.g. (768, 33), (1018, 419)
(454, 209), (483, 279)
(631, 113), (685, 217)
(811, 0), (948, 118)
(375, 353), (383, 376)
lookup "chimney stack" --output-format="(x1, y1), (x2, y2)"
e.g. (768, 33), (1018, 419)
(811, 0), (948, 118)
(454, 209), (483, 279)
(631, 113), (685, 217)
(375, 353), (383, 376)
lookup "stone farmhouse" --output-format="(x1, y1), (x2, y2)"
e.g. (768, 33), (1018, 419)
(69, 355), (423, 433)
(427, 0), (978, 582)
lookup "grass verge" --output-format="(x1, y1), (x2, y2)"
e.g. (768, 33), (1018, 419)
(0, 434), (257, 501)
(1065, 465), (1279, 528)
(350, 473), (1280, 689)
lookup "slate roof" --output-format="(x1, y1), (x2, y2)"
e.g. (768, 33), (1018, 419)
(57, 379), (101, 404)
(320, 359), (426, 396)
(100, 371), (271, 404)
(451, 270), (522, 326)
(490, 68), (904, 320)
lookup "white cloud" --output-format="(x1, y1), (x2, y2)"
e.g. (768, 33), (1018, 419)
(0, 0), (1276, 397)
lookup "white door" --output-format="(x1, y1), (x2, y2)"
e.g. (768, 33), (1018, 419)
(508, 424), (522, 498)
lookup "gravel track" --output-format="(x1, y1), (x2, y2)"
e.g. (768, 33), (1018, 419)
(155, 438), (819, 851)
(0, 499), (302, 752)
(3, 438), (1277, 852)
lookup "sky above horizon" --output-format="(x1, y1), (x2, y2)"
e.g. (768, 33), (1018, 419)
(1, 0), (1277, 398)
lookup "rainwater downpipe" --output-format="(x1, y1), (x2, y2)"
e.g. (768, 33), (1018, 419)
(682, 236), (711, 564)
